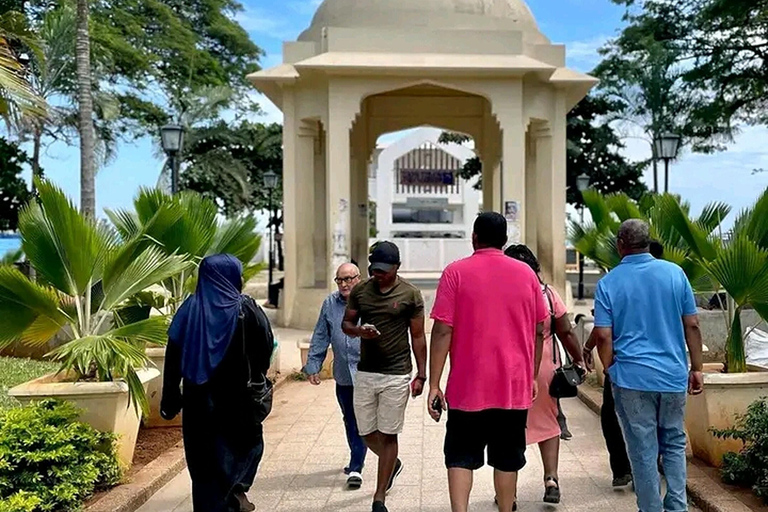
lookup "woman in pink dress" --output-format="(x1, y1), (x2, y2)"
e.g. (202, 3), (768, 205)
(505, 245), (585, 505)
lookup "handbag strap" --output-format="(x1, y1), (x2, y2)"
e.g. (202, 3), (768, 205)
(543, 285), (571, 368)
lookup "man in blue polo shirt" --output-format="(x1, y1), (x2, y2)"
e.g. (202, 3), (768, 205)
(593, 219), (704, 512)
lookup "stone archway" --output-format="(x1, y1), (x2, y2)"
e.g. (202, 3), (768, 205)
(247, 0), (597, 329)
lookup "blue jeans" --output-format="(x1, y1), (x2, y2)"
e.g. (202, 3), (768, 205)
(336, 384), (367, 473)
(613, 385), (688, 512)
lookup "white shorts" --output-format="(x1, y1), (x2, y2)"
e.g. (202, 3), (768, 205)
(353, 371), (411, 436)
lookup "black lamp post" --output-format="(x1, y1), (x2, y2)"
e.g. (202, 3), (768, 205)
(576, 173), (590, 302)
(263, 170), (279, 304)
(654, 132), (682, 193)
(160, 124), (185, 194)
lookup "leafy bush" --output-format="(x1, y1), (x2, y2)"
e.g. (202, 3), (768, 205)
(0, 400), (121, 511)
(712, 397), (768, 502)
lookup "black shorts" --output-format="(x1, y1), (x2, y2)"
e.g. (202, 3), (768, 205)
(444, 408), (528, 473)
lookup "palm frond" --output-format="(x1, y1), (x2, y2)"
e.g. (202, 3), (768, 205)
(104, 208), (140, 241)
(106, 316), (171, 346)
(100, 246), (191, 312)
(606, 193), (644, 222)
(0, 266), (67, 347)
(583, 189), (618, 232)
(210, 216), (261, 263)
(19, 179), (111, 296)
(655, 194), (719, 261)
(46, 335), (152, 416)
(697, 201), (732, 235)
(706, 236), (768, 307)
(733, 187), (768, 249)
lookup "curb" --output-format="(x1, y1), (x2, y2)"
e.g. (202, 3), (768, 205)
(86, 443), (186, 512)
(86, 373), (294, 512)
(576, 385), (754, 512)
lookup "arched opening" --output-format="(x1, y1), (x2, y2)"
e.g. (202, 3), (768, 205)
(367, 126), (480, 275)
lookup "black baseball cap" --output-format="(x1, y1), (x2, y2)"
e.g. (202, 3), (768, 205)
(369, 241), (400, 272)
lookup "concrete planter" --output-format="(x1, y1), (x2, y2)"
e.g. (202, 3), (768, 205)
(9, 368), (160, 468)
(145, 347), (182, 428)
(297, 339), (334, 379)
(685, 366), (768, 467)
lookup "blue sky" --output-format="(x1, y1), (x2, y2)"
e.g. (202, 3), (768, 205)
(35, 0), (767, 226)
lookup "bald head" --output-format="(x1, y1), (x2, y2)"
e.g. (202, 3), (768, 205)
(335, 263), (361, 298)
(617, 219), (651, 257)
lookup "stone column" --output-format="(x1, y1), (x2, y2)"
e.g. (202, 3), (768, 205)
(525, 127), (538, 252)
(350, 121), (370, 270)
(280, 88), (298, 326)
(481, 110), (501, 213)
(326, 85), (356, 290)
(496, 81), (526, 243)
(296, 121), (317, 289)
(313, 127), (328, 287)
(535, 95), (568, 297)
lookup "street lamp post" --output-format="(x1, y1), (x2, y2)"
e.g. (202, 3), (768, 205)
(576, 173), (590, 302)
(654, 132), (682, 194)
(160, 124), (185, 194)
(263, 170), (279, 305)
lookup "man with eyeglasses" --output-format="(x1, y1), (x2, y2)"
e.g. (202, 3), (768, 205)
(303, 262), (367, 490)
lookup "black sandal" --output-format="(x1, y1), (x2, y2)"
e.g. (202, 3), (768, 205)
(544, 476), (561, 504)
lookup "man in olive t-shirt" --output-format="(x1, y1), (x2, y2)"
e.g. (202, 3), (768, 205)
(342, 241), (427, 512)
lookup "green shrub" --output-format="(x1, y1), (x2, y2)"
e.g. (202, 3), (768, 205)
(0, 400), (122, 511)
(712, 397), (768, 503)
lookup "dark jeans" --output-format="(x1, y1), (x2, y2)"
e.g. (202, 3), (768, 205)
(602, 375), (632, 479)
(336, 384), (367, 473)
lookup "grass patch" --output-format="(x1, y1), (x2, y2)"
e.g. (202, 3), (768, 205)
(0, 357), (58, 410)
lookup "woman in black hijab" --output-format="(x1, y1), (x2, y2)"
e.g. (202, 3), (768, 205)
(161, 254), (275, 512)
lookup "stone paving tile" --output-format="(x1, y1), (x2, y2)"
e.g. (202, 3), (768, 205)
(138, 379), (701, 512)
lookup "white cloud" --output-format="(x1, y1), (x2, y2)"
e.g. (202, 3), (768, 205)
(235, 6), (299, 40)
(565, 35), (609, 73)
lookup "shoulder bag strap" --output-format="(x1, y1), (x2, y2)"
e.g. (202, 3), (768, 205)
(240, 299), (252, 385)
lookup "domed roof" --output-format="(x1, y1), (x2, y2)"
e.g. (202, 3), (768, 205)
(298, 0), (549, 45)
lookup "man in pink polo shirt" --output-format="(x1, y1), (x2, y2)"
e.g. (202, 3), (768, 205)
(428, 212), (548, 512)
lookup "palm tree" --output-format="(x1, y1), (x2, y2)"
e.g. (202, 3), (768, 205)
(75, 0), (96, 216)
(571, 188), (768, 373)
(106, 188), (265, 313)
(0, 11), (45, 128)
(0, 180), (192, 413)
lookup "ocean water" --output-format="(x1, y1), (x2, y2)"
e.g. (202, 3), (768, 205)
(0, 236), (22, 257)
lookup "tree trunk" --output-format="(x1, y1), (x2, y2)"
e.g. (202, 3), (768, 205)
(75, 0), (96, 216)
(31, 127), (41, 192)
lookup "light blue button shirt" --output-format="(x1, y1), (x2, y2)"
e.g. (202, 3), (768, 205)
(594, 253), (698, 393)
(303, 291), (360, 386)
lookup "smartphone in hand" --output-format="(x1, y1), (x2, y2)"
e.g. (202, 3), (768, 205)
(431, 396), (443, 422)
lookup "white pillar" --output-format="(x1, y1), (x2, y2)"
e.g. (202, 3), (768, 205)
(496, 81), (526, 244)
(536, 94), (568, 297)
(296, 122), (317, 289)
(280, 88), (298, 326)
(313, 127), (327, 286)
(326, 85), (356, 290)
(350, 122), (370, 269)
(525, 128), (538, 252)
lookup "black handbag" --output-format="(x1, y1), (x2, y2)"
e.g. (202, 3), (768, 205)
(240, 303), (274, 423)
(544, 286), (584, 399)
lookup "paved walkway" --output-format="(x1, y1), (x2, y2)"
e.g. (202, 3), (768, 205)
(137, 379), (699, 512)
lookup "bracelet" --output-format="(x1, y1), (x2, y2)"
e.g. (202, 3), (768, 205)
(414, 376), (427, 382)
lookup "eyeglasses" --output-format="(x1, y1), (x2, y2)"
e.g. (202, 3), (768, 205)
(334, 275), (360, 285)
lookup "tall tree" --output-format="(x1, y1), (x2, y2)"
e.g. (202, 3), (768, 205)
(593, 10), (732, 193)
(439, 95), (647, 207)
(182, 121), (283, 216)
(75, 0), (96, 216)
(0, 137), (32, 231)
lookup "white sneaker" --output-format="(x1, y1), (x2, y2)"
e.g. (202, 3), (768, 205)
(347, 471), (363, 490)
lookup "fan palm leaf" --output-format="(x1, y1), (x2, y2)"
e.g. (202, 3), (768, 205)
(0, 266), (67, 347)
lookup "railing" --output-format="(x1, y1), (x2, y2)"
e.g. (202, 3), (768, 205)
(370, 238), (473, 273)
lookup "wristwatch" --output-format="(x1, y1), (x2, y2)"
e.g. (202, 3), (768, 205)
(414, 375), (427, 382)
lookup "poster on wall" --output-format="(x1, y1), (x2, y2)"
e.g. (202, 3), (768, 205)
(504, 201), (519, 222)
(505, 200), (521, 244)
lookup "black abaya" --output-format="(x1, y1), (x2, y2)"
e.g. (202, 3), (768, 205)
(162, 296), (274, 512)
